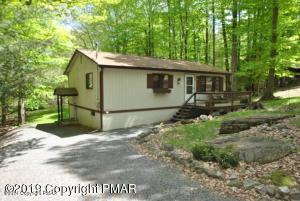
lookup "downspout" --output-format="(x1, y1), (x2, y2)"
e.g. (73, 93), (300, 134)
(99, 65), (104, 131)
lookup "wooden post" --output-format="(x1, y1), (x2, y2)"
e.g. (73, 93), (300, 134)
(57, 95), (60, 122)
(194, 93), (196, 106)
(60, 96), (63, 121)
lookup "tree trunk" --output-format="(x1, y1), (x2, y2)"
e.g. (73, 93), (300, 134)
(184, 1), (188, 60)
(221, 7), (230, 91)
(179, 0), (184, 60)
(262, 0), (279, 100)
(212, 0), (215, 66)
(1, 96), (7, 126)
(172, 0), (177, 59)
(231, 0), (238, 91)
(167, 0), (172, 59)
(18, 95), (25, 125)
(205, 0), (209, 64)
(237, 8), (241, 71)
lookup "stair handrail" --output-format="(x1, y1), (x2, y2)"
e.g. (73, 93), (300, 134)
(182, 93), (196, 106)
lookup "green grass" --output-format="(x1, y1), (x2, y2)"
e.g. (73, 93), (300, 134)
(268, 170), (297, 187)
(162, 97), (300, 151)
(27, 107), (69, 124)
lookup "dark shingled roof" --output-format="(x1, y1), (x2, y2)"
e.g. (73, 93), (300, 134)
(64, 49), (230, 75)
(54, 88), (78, 96)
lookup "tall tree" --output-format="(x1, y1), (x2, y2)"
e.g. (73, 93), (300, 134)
(231, 0), (238, 91)
(212, 0), (216, 66)
(205, 0), (209, 64)
(262, 0), (279, 99)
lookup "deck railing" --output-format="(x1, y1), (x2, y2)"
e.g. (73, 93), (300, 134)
(184, 91), (252, 109)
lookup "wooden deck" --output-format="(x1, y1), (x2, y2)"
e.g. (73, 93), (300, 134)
(171, 91), (252, 121)
(189, 91), (252, 112)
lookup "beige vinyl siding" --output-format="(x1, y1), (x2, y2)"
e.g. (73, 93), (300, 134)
(68, 54), (101, 129)
(101, 68), (226, 130)
(102, 109), (178, 131)
(103, 68), (185, 111)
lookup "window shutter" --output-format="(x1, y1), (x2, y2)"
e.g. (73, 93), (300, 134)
(85, 74), (89, 89)
(168, 75), (173, 88)
(219, 78), (224, 92)
(212, 77), (216, 91)
(147, 74), (153, 88)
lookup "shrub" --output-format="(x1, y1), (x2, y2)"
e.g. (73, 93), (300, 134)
(215, 148), (239, 169)
(192, 143), (239, 169)
(269, 170), (297, 187)
(192, 143), (217, 161)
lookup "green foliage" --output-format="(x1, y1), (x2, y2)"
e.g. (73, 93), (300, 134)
(192, 143), (239, 169)
(215, 146), (240, 169)
(192, 143), (217, 161)
(268, 170), (297, 187)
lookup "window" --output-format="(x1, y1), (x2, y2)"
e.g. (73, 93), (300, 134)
(86, 73), (93, 89)
(196, 76), (206, 92)
(196, 76), (223, 92)
(212, 77), (223, 92)
(186, 77), (193, 94)
(147, 73), (173, 93)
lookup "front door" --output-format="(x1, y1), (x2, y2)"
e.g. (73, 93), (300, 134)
(185, 74), (195, 102)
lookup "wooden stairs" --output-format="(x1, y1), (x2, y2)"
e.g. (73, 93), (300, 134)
(171, 104), (196, 122)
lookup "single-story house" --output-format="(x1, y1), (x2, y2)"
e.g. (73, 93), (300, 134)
(62, 49), (232, 131)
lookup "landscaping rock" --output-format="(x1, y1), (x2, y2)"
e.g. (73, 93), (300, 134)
(219, 114), (295, 134)
(161, 143), (174, 151)
(200, 115), (209, 121)
(290, 188), (300, 201)
(204, 169), (225, 180)
(166, 150), (192, 164)
(278, 186), (290, 195)
(255, 184), (267, 195)
(181, 119), (194, 125)
(209, 135), (292, 163)
(152, 127), (161, 134)
(227, 179), (243, 188)
(228, 173), (239, 180)
(243, 179), (260, 190)
(265, 185), (276, 197)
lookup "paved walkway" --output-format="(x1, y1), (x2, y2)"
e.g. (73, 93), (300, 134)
(0, 124), (234, 201)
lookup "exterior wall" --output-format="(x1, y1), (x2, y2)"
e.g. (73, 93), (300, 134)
(101, 68), (226, 130)
(102, 68), (185, 130)
(68, 54), (101, 129)
(102, 109), (178, 131)
(103, 68), (185, 111)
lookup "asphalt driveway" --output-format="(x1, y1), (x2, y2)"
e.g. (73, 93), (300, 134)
(0, 124), (234, 201)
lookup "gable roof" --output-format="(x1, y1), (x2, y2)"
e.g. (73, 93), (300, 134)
(64, 49), (230, 75)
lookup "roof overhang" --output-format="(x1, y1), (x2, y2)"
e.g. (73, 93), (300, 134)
(54, 88), (78, 96)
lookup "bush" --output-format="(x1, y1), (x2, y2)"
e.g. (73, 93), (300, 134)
(215, 148), (239, 169)
(192, 143), (217, 161)
(270, 170), (297, 187)
(192, 143), (239, 169)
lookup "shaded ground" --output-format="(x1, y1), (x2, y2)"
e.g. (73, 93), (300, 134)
(0, 124), (234, 201)
(36, 123), (94, 138)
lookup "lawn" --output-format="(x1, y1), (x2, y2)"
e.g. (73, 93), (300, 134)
(162, 97), (300, 150)
(27, 107), (69, 124)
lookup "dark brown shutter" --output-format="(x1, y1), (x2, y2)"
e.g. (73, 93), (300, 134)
(212, 77), (216, 91)
(168, 75), (173, 88)
(147, 74), (153, 88)
(219, 78), (224, 92)
(85, 73), (88, 89)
